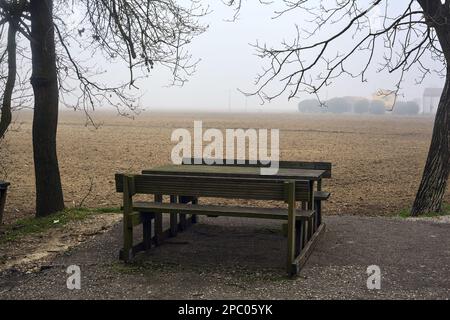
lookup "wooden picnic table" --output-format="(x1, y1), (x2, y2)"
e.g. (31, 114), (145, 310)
(143, 164), (326, 184)
(116, 170), (323, 276)
(116, 162), (331, 276)
(143, 163), (328, 220)
(143, 163), (329, 235)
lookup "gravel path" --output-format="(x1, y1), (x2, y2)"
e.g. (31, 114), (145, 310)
(1, 215), (449, 300)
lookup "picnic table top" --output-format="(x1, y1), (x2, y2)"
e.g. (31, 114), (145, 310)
(143, 164), (326, 181)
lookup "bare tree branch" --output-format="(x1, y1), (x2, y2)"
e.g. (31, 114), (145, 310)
(225, 0), (445, 105)
(0, 0), (208, 129)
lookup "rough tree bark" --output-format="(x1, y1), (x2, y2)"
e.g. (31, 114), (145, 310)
(412, 72), (450, 215)
(29, 0), (65, 217)
(412, 0), (450, 216)
(0, 22), (17, 140)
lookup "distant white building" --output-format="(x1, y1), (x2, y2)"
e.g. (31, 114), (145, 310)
(423, 88), (443, 114)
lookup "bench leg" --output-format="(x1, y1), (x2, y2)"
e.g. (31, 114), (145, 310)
(120, 176), (134, 262)
(154, 214), (163, 245)
(286, 182), (297, 276)
(295, 220), (303, 256)
(302, 219), (308, 250)
(154, 195), (164, 246)
(191, 197), (199, 224)
(307, 217), (314, 241)
(287, 218), (296, 275)
(142, 213), (153, 250)
(291, 223), (327, 276)
(178, 196), (189, 231)
(170, 195), (178, 237)
(120, 215), (134, 262)
(315, 199), (322, 229)
(179, 216), (187, 231)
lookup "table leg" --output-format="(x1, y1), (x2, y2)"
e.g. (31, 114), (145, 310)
(178, 196), (188, 231)
(154, 194), (163, 246)
(170, 195), (178, 237)
(192, 197), (199, 224)
(315, 199), (322, 227)
(295, 220), (303, 256)
(310, 181), (319, 232)
(142, 213), (153, 250)
(316, 179), (323, 229)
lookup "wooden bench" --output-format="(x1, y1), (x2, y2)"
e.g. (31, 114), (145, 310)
(183, 158), (332, 225)
(115, 173), (325, 276)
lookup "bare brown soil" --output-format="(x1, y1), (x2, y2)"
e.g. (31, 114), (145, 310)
(0, 213), (121, 273)
(1, 112), (450, 299)
(1, 111), (447, 224)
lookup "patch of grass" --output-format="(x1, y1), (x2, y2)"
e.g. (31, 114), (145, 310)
(92, 207), (122, 214)
(0, 207), (121, 244)
(398, 204), (450, 218)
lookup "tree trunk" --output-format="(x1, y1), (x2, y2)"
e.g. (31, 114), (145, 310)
(0, 22), (17, 140)
(411, 71), (450, 216)
(30, 0), (65, 217)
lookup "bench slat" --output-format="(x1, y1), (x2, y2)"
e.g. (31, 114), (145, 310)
(314, 191), (331, 201)
(183, 158), (332, 178)
(133, 202), (315, 221)
(116, 174), (311, 202)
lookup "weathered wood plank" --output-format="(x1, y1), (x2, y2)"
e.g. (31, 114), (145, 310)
(315, 191), (331, 201)
(307, 217), (314, 241)
(286, 181), (297, 273)
(142, 213), (153, 250)
(290, 224), (326, 277)
(178, 196), (189, 231)
(182, 158), (332, 178)
(122, 175), (134, 262)
(170, 195), (178, 237)
(120, 227), (174, 259)
(295, 221), (303, 256)
(119, 243), (144, 261)
(133, 201), (315, 221)
(128, 212), (142, 227)
(191, 197), (199, 224)
(315, 200), (322, 228)
(116, 174), (312, 202)
(143, 165), (326, 181)
(154, 194), (163, 246)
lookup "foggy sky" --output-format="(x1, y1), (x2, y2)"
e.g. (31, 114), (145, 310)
(104, 1), (446, 113)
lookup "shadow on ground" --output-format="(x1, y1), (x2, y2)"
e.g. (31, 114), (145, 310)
(1, 216), (449, 299)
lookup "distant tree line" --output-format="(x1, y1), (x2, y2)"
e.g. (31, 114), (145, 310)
(298, 97), (420, 116)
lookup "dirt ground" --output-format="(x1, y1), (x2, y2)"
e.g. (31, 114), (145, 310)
(1, 215), (449, 300)
(1, 111), (450, 300)
(1, 111), (447, 224)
